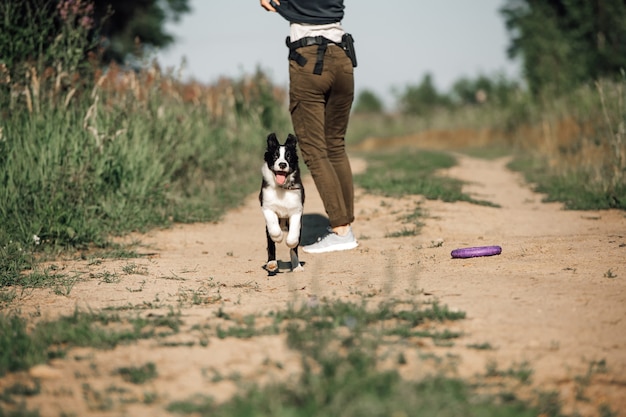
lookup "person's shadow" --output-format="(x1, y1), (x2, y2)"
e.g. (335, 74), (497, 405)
(301, 213), (331, 245)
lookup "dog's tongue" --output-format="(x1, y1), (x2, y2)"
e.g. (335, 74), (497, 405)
(275, 172), (287, 185)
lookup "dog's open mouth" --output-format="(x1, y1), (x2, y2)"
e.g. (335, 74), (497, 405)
(274, 171), (288, 185)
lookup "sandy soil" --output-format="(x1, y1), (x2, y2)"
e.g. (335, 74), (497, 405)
(2, 148), (626, 417)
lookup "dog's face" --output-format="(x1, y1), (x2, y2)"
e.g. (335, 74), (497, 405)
(264, 133), (299, 187)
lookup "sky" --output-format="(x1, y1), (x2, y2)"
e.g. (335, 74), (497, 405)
(156, 0), (521, 110)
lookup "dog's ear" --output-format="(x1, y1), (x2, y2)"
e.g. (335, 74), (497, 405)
(267, 133), (279, 149)
(285, 134), (298, 148)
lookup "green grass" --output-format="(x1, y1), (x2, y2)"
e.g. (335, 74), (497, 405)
(168, 376), (542, 417)
(354, 149), (499, 206)
(1, 295), (594, 416)
(508, 155), (626, 210)
(4, 60), (624, 287)
(166, 298), (557, 417)
(0, 66), (290, 287)
(0, 6), (620, 416)
(0, 404), (41, 417)
(0, 309), (181, 376)
(348, 77), (626, 214)
(1, 100), (281, 244)
(116, 362), (158, 385)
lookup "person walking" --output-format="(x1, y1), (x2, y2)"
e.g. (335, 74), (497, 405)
(260, 0), (358, 254)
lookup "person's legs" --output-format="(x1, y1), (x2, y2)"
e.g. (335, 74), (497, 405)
(289, 44), (357, 253)
(289, 45), (351, 228)
(324, 45), (355, 231)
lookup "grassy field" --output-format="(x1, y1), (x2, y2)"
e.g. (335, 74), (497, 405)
(1, 40), (625, 416)
(0, 63), (292, 283)
(348, 78), (625, 211)
(2, 60), (624, 274)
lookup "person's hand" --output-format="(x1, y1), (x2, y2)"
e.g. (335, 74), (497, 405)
(260, 0), (279, 12)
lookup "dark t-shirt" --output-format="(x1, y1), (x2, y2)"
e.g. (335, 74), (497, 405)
(274, 0), (344, 24)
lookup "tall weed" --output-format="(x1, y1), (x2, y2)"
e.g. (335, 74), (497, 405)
(506, 79), (626, 209)
(1, 65), (288, 270)
(0, 3), (290, 282)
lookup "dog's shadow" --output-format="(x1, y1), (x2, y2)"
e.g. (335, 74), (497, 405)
(263, 213), (330, 274)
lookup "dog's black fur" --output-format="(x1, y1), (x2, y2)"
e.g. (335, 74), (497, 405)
(259, 133), (305, 275)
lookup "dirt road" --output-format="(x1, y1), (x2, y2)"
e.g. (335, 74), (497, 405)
(4, 151), (626, 416)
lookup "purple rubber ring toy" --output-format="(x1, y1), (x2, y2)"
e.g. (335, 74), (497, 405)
(451, 245), (502, 259)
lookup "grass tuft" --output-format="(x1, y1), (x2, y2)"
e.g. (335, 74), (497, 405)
(116, 362), (158, 385)
(0, 309), (181, 375)
(167, 298), (550, 417)
(355, 149), (499, 207)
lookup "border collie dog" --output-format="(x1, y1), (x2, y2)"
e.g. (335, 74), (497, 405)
(259, 133), (305, 275)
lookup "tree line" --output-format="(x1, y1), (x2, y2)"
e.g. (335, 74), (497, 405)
(2, 0), (624, 114)
(0, 0), (190, 71)
(356, 0), (626, 114)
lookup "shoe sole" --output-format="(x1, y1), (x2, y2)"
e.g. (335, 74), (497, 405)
(302, 241), (358, 254)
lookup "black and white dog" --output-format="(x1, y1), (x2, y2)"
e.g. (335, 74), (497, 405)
(259, 133), (305, 275)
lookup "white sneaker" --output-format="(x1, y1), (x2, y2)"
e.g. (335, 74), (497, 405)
(302, 227), (358, 254)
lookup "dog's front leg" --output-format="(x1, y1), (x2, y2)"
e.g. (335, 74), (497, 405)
(265, 227), (278, 276)
(287, 212), (303, 272)
(262, 208), (283, 243)
(285, 212), (302, 248)
(289, 247), (303, 272)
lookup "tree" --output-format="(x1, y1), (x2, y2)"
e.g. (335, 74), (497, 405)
(398, 73), (450, 115)
(451, 73), (520, 106)
(501, 0), (626, 94)
(94, 0), (191, 62)
(0, 0), (191, 67)
(353, 89), (384, 114)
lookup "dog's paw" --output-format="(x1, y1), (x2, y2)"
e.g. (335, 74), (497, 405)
(266, 260), (278, 273)
(292, 264), (304, 272)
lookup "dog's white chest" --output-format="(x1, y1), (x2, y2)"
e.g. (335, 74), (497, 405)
(261, 187), (302, 218)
